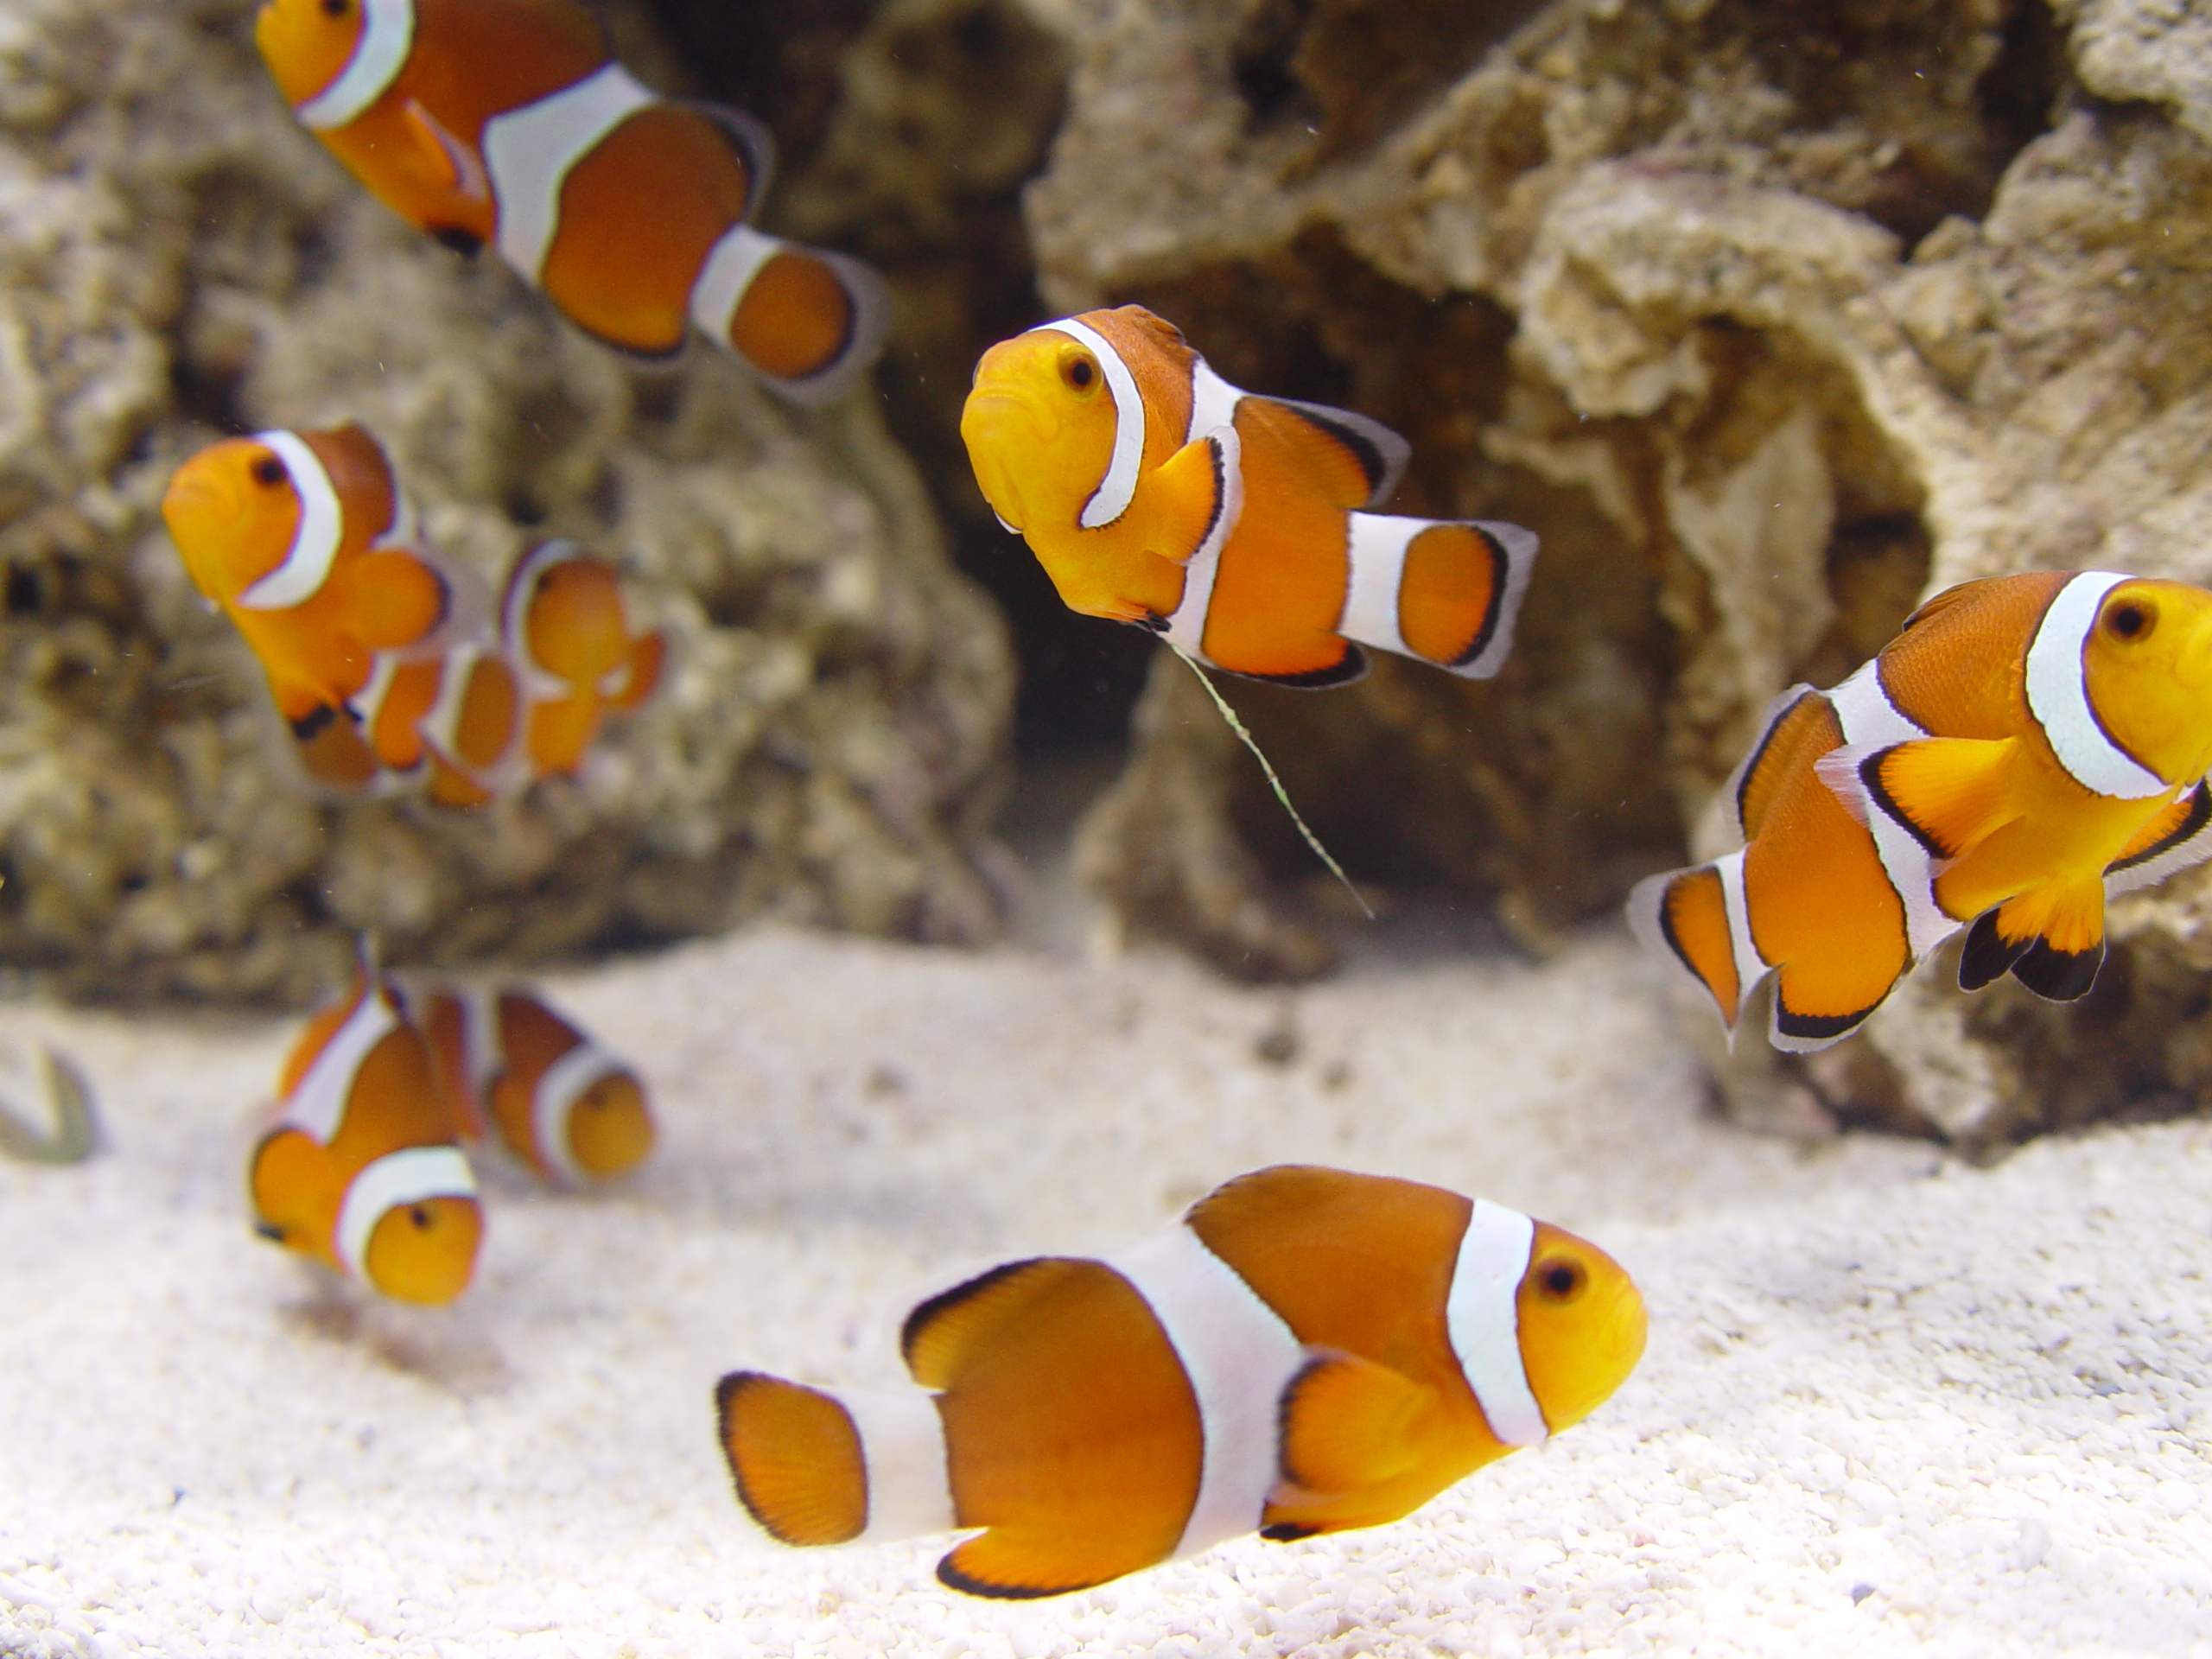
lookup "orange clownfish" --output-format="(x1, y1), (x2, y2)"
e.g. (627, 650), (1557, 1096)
(254, 0), (888, 402)
(1630, 571), (2212, 1052)
(717, 1165), (1644, 1599)
(499, 541), (665, 778)
(416, 982), (653, 1185)
(961, 306), (1538, 686)
(162, 424), (451, 791)
(250, 959), (483, 1305)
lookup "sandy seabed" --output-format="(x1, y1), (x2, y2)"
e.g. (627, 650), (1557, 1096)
(2, 911), (2209, 1658)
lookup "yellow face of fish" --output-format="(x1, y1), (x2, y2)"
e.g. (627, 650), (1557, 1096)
(1514, 1221), (1647, 1434)
(162, 437), (308, 611)
(565, 1071), (654, 1179)
(255, 0), (369, 111)
(961, 330), (1121, 539)
(2080, 578), (2212, 787)
(361, 1193), (484, 1306)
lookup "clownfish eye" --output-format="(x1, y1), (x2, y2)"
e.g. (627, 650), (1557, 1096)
(321, 0), (353, 16)
(1535, 1256), (1587, 1303)
(409, 1204), (432, 1229)
(1062, 352), (1097, 392)
(2105, 598), (2156, 642)
(251, 454), (289, 488)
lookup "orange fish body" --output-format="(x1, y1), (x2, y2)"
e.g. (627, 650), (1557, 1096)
(162, 424), (450, 787)
(717, 1165), (1643, 1599)
(250, 960), (483, 1305)
(1632, 572), (2212, 1050)
(416, 981), (653, 1184)
(500, 541), (665, 776)
(961, 306), (1538, 686)
(255, 0), (887, 400)
(352, 640), (525, 806)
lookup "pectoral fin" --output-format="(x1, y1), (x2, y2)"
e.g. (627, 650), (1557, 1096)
(2107, 782), (2212, 896)
(1817, 735), (2022, 860)
(1145, 427), (1242, 569)
(333, 550), (450, 653)
(1275, 1351), (1433, 1498)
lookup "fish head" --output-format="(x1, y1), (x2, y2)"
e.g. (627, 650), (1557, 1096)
(563, 1068), (655, 1179)
(2082, 578), (2212, 785)
(360, 1192), (484, 1305)
(256, 0), (377, 111)
(1514, 1220), (1647, 1434)
(961, 328), (1123, 537)
(162, 425), (397, 611)
(162, 436), (309, 609)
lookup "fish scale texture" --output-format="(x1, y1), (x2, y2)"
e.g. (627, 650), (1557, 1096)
(0, 0), (1010, 1004)
(3, 926), (2208, 1656)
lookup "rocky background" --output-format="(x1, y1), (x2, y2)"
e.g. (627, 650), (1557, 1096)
(0, 0), (1013, 1004)
(7, 0), (2212, 1148)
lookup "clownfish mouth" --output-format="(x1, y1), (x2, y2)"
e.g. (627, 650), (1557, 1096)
(960, 388), (1052, 533)
(161, 466), (245, 538)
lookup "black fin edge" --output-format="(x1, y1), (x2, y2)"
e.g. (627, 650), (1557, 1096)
(936, 1553), (1094, 1601)
(1441, 527), (1510, 673)
(1772, 1000), (1878, 1046)
(1957, 909), (2031, 993)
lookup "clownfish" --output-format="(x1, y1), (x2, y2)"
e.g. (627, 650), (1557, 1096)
(716, 1165), (1644, 1599)
(254, 0), (888, 402)
(961, 306), (1538, 686)
(162, 424), (451, 791)
(415, 982), (653, 1185)
(1630, 571), (2212, 1052)
(499, 541), (665, 778)
(250, 957), (483, 1305)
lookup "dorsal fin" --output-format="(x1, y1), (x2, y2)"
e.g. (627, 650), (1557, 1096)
(1730, 685), (1825, 841)
(899, 1256), (1071, 1390)
(1897, 577), (2000, 633)
(1245, 396), (1408, 509)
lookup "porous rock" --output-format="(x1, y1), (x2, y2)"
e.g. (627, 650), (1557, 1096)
(1013, 0), (2212, 1146)
(0, 0), (1012, 1004)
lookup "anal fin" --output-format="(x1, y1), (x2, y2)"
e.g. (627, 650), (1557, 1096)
(937, 1527), (1138, 1600)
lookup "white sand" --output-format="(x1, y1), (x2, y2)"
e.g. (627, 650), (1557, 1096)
(3, 919), (2209, 1657)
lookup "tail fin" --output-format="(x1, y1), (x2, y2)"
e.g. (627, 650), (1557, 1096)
(690, 225), (890, 405)
(715, 1373), (953, 1548)
(1338, 514), (1536, 679)
(1625, 853), (1764, 1038)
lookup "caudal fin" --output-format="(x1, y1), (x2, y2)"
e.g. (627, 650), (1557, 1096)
(1625, 854), (1763, 1037)
(690, 225), (890, 405)
(1337, 514), (1536, 679)
(715, 1373), (953, 1548)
